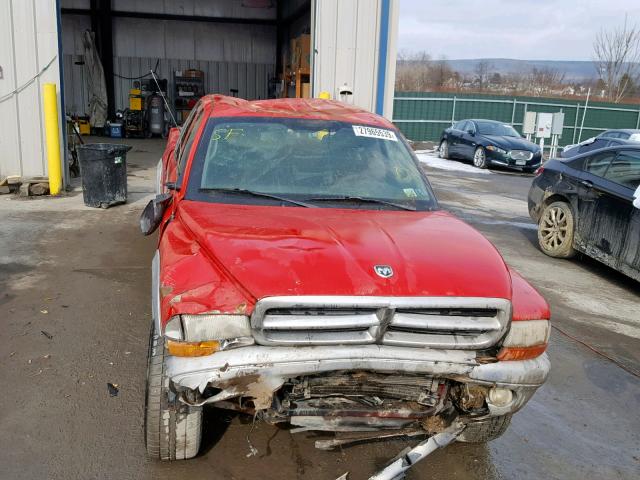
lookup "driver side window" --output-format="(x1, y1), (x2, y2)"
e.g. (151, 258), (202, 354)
(177, 106), (204, 175)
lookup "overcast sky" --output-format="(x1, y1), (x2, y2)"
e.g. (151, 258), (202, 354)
(398, 0), (640, 61)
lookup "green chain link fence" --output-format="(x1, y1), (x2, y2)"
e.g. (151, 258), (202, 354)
(392, 91), (640, 146)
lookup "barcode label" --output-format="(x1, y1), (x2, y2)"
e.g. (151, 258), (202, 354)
(352, 125), (398, 141)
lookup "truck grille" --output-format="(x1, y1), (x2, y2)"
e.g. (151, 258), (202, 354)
(251, 296), (511, 349)
(510, 150), (533, 161)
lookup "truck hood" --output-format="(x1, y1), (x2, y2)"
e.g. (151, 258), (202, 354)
(178, 201), (513, 300)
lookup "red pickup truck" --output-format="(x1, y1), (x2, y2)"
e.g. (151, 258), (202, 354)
(141, 95), (550, 460)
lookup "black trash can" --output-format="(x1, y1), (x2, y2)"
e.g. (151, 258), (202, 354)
(77, 143), (132, 208)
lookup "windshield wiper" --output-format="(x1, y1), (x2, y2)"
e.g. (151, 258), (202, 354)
(307, 195), (417, 211)
(200, 188), (315, 208)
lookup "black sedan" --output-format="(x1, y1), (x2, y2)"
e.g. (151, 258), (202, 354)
(528, 145), (640, 281)
(439, 119), (542, 172)
(560, 128), (640, 158)
(560, 137), (636, 158)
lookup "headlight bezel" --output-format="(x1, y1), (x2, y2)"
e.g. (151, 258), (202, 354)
(163, 314), (254, 355)
(485, 145), (508, 155)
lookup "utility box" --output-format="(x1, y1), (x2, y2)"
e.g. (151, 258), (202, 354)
(551, 112), (565, 136)
(536, 112), (553, 139)
(523, 111), (537, 135)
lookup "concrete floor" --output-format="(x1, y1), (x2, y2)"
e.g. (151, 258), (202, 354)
(0, 139), (638, 479)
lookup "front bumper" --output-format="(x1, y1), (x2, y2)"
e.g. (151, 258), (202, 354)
(487, 151), (542, 171)
(165, 345), (550, 414)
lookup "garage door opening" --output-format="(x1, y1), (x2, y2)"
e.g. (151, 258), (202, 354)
(60, 0), (311, 138)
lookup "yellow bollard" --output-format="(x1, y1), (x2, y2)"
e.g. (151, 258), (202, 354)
(43, 83), (62, 195)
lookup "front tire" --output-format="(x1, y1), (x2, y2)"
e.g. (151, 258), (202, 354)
(458, 415), (512, 443)
(473, 146), (488, 169)
(145, 322), (202, 460)
(537, 201), (576, 258)
(439, 140), (449, 159)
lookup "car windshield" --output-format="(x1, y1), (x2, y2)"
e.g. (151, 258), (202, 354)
(186, 117), (437, 210)
(476, 121), (521, 137)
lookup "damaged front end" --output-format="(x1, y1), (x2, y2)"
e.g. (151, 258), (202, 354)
(163, 294), (550, 441)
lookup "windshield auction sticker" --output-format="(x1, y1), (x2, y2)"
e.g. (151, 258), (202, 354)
(352, 125), (398, 141)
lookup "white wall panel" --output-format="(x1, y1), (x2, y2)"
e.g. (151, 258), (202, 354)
(0, 0), (62, 179)
(0, 0), (21, 177)
(312, 0), (398, 119)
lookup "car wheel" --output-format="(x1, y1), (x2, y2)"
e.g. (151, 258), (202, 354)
(439, 140), (449, 159)
(145, 321), (202, 460)
(473, 146), (487, 169)
(537, 201), (576, 258)
(458, 415), (512, 443)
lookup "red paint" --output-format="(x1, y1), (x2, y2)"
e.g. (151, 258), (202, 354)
(176, 202), (512, 301)
(199, 95), (395, 129)
(508, 267), (550, 321)
(157, 95), (550, 328)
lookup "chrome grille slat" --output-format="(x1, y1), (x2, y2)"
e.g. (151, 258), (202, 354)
(510, 150), (534, 161)
(262, 313), (379, 331)
(261, 329), (377, 345)
(391, 313), (501, 333)
(251, 296), (511, 349)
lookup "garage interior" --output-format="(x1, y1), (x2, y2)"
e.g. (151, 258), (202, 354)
(60, 0), (312, 137)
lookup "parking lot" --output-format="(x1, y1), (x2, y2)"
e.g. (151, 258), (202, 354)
(1, 141), (638, 480)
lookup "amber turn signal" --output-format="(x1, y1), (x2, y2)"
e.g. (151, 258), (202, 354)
(166, 339), (220, 357)
(497, 344), (547, 361)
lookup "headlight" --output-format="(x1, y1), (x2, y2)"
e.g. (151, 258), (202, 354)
(485, 145), (507, 154)
(164, 314), (254, 357)
(497, 320), (550, 361)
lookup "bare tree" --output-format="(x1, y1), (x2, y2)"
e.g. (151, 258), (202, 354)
(593, 16), (640, 103)
(529, 67), (566, 95)
(427, 56), (454, 89)
(474, 60), (493, 91)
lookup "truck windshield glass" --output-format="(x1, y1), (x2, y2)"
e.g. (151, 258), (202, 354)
(477, 121), (520, 137)
(186, 117), (437, 210)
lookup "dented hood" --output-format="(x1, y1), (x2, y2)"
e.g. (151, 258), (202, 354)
(178, 201), (512, 300)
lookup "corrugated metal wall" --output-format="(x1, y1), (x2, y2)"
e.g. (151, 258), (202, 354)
(61, 1), (277, 114)
(0, 0), (62, 178)
(393, 91), (640, 145)
(312, 0), (398, 119)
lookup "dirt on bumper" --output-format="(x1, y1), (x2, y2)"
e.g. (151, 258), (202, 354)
(165, 345), (550, 414)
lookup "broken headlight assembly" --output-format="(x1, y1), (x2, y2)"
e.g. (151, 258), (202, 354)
(164, 314), (254, 357)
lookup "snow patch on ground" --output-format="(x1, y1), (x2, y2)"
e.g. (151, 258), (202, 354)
(415, 150), (492, 175)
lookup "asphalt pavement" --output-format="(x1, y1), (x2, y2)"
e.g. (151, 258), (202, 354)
(0, 141), (638, 479)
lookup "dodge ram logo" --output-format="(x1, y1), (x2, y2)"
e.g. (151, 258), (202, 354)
(374, 265), (394, 278)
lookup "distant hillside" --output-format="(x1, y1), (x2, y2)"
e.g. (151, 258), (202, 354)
(445, 58), (598, 81)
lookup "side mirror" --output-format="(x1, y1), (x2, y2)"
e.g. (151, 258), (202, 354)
(467, 129), (475, 136)
(140, 193), (172, 235)
(633, 185), (640, 209)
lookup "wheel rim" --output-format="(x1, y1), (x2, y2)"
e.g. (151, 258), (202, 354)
(540, 206), (569, 250)
(440, 141), (448, 158)
(474, 148), (484, 166)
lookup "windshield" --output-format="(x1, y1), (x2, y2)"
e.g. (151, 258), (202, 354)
(476, 121), (521, 137)
(186, 117), (437, 210)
